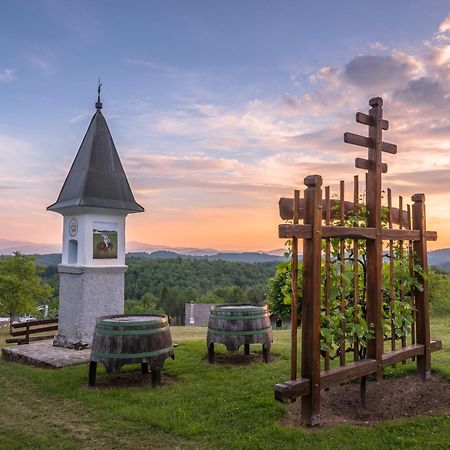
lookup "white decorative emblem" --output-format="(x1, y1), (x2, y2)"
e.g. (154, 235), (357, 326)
(69, 218), (78, 237)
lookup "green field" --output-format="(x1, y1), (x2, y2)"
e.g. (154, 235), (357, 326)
(0, 321), (449, 450)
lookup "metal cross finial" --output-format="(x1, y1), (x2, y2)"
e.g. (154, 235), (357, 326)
(96, 77), (103, 110)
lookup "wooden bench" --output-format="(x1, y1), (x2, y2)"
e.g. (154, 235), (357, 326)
(6, 318), (58, 345)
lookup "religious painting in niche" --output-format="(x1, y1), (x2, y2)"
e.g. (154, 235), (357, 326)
(93, 222), (118, 259)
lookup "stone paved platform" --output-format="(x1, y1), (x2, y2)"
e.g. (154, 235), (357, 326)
(2, 340), (91, 368)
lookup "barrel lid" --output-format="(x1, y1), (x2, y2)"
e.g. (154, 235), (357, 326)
(102, 315), (163, 322)
(211, 304), (267, 313)
(96, 314), (167, 327)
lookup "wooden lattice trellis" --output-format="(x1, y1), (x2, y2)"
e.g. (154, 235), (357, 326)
(274, 97), (442, 426)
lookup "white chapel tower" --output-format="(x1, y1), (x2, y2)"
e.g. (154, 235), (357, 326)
(47, 88), (144, 348)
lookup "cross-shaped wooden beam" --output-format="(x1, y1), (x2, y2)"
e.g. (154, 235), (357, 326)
(344, 97), (397, 175)
(344, 96), (397, 382)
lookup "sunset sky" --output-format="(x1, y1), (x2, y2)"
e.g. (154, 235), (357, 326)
(1, 1), (450, 252)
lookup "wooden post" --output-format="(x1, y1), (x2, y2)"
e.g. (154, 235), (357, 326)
(263, 344), (270, 363)
(399, 196), (406, 358)
(407, 204), (416, 349)
(353, 175), (360, 361)
(412, 194), (431, 381)
(290, 190), (300, 380)
(387, 188), (395, 352)
(208, 343), (215, 363)
(324, 186), (331, 370)
(365, 97), (384, 381)
(88, 361), (97, 387)
(151, 367), (162, 386)
(339, 180), (346, 367)
(301, 175), (323, 426)
(25, 322), (30, 345)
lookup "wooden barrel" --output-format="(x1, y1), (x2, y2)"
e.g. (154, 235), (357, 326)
(207, 304), (272, 353)
(90, 314), (173, 374)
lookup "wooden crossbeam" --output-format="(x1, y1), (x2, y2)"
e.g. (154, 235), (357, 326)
(356, 112), (389, 130)
(321, 359), (377, 389)
(381, 141), (397, 154)
(344, 132), (370, 148)
(355, 157), (388, 173)
(279, 197), (409, 225)
(344, 132), (397, 154)
(6, 334), (56, 344)
(381, 344), (424, 367)
(278, 224), (437, 241)
(10, 324), (58, 337)
(274, 378), (310, 402)
(11, 318), (58, 329)
(274, 340), (442, 403)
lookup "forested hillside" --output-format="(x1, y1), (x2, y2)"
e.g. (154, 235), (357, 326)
(124, 258), (277, 320)
(39, 258), (278, 321)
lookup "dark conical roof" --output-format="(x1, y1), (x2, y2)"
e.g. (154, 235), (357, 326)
(47, 108), (144, 214)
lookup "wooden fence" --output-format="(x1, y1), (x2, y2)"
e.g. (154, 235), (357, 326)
(274, 97), (442, 426)
(6, 318), (58, 345)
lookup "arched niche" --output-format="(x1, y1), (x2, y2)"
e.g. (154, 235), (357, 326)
(68, 239), (78, 264)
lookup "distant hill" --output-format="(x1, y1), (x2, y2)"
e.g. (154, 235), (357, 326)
(0, 238), (283, 259)
(31, 251), (285, 265)
(428, 249), (450, 272)
(0, 239), (60, 255)
(127, 251), (286, 263)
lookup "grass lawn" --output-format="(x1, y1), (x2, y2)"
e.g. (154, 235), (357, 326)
(0, 319), (449, 450)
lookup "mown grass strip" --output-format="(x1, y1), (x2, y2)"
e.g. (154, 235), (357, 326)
(1, 320), (449, 449)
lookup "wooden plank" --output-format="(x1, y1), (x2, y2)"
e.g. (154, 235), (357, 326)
(430, 339), (442, 352)
(381, 141), (397, 154)
(10, 325), (58, 337)
(279, 224), (436, 242)
(344, 132), (396, 154)
(344, 132), (371, 148)
(382, 344), (424, 367)
(11, 318), (58, 329)
(321, 359), (378, 389)
(274, 378), (310, 402)
(279, 197), (409, 225)
(339, 180), (346, 367)
(275, 359), (378, 402)
(26, 335), (56, 343)
(301, 175), (323, 426)
(6, 334), (56, 344)
(279, 224), (312, 239)
(279, 197), (353, 221)
(290, 190), (300, 380)
(412, 193), (431, 381)
(322, 226), (376, 239)
(275, 340), (441, 402)
(381, 229), (420, 241)
(356, 112), (389, 130)
(355, 157), (388, 173)
(324, 186), (331, 371)
(425, 231), (438, 241)
(381, 229), (436, 241)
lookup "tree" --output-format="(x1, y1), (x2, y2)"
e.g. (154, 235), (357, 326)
(0, 252), (52, 317)
(266, 261), (299, 319)
(197, 292), (222, 304)
(212, 285), (245, 304)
